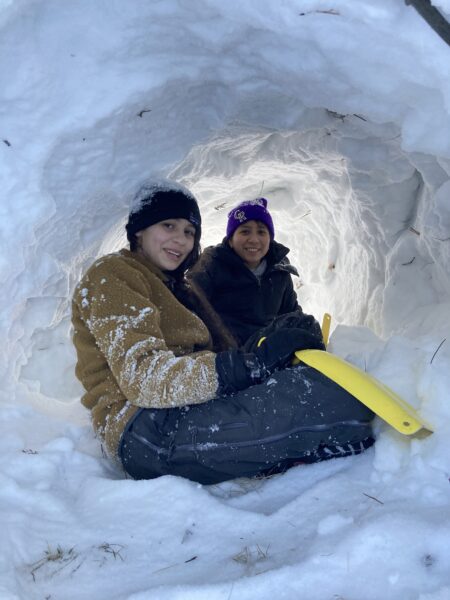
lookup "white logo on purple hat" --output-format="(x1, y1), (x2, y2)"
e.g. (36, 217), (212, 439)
(234, 209), (247, 223)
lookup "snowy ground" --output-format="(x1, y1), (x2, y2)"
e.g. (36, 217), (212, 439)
(1, 1), (450, 599)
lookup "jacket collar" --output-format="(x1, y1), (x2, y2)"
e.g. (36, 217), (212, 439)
(119, 248), (171, 283)
(207, 238), (299, 276)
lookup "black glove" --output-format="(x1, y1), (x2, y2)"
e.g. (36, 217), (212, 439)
(256, 328), (325, 372)
(242, 310), (323, 352)
(275, 311), (323, 340)
(215, 328), (325, 395)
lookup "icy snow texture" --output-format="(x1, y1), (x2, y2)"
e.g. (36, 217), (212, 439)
(0, 1), (450, 599)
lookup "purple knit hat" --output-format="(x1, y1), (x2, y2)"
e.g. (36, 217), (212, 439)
(226, 198), (274, 239)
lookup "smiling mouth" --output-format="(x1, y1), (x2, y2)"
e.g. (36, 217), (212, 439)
(165, 249), (182, 259)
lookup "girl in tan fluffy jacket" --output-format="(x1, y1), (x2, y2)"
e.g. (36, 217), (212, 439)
(72, 181), (374, 484)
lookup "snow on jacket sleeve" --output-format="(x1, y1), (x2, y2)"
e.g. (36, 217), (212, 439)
(74, 255), (219, 409)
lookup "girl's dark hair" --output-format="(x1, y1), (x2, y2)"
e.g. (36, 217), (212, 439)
(129, 235), (139, 252)
(166, 253), (238, 352)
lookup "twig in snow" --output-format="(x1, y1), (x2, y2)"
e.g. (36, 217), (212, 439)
(430, 338), (446, 364)
(184, 556), (197, 563)
(299, 9), (340, 16)
(363, 492), (384, 505)
(287, 521), (297, 528)
(214, 202), (227, 211)
(409, 226), (421, 235)
(137, 109), (151, 118)
(259, 181), (265, 196)
(401, 256), (416, 266)
(181, 527), (194, 543)
(151, 556), (198, 574)
(70, 556), (86, 575)
(353, 113), (367, 121)
(232, 544), (269, 564)
(29, 545), (78, 582)
(98, 543), (125, 561)
(326, 109), (346, 121)
(3, 139), (11, 147)
(227, 582), (235, 600)
(422, 554), (435, 568)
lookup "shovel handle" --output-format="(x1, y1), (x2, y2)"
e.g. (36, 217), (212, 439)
(321, 313), (331, 348)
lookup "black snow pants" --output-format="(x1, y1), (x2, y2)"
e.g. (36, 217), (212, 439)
(119, 364), (374, 485)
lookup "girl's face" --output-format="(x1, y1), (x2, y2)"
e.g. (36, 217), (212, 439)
(229, 220), (271, 268)
(136, 218), (196, 271)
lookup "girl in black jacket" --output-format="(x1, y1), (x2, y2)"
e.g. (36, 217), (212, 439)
(188, 197), (323, 348)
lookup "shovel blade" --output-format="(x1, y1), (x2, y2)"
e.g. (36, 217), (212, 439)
(294, 349), (433, 437)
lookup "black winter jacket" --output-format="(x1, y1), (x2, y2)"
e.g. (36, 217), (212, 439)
(187, 239), (301, 346)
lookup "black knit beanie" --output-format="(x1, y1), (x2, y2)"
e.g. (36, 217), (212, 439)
(126, 184), (202, 250)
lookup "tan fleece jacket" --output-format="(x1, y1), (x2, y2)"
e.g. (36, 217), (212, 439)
(71, 249), (218, 460)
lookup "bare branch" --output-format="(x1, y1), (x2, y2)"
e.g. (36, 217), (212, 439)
(430, 338), (446, 364)
(363, 492), (384, 505)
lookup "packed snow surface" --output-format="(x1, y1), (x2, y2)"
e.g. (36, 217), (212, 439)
(1, 1), (450, 599)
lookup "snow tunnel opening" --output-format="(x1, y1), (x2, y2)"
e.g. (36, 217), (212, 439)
(167, 117), (424, 333)
(17, 105), (450, 404)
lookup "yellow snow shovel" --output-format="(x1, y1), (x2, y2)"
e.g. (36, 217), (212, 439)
(293, 313), (433, 438)
(321, 312), (332, 347)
